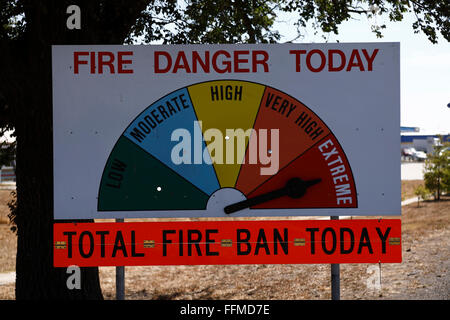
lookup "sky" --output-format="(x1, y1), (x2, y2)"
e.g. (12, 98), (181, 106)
(1, 7), (448, 143)
(273, 11), (450, 134)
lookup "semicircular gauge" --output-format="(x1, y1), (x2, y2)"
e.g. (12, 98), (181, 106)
(98, 80), (357, 215)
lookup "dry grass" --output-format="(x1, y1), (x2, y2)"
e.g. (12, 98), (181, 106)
(0, 190), (16, 273)
(401, 180), (424, 201)
(0, 190), (17, 299)
(0, 190), (13, 225)
(97, 195), (449, 300)
(0, 184), (449, 300)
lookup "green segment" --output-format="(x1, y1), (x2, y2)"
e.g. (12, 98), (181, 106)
(98, 136), (209, 211)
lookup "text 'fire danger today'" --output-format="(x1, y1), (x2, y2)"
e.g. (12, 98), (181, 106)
(72, 48), (380, 74)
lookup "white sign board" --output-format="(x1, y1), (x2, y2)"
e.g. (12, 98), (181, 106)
(52, 43), (400, 219)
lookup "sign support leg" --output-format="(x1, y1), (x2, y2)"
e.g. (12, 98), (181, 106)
(330, 216), (340, 300)
(116, 218), (125, 300)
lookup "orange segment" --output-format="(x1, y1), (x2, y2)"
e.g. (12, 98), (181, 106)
(236, 87), (330, 195)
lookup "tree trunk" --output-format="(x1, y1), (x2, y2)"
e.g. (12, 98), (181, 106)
(1, 0), (150, 299)
(13, 34), (103, 300)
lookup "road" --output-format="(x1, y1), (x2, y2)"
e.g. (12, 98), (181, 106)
(401, 162), (425, 180)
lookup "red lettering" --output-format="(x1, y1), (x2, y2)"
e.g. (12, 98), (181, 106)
(172, 51), (191, 73)
(90, 52), (96, 74)
(252, 50), (269, 72)
(212, 50), (232, 73)
(328, 49), (346, 72)
(291, 48), (378, 73)
(346, 49), (365, 71)
(192, 51), (210, 73)
(74, 51), (89, 74)
(306, 49), (326, 72)
(362, 49), (379, 71)
(152, 50), (269, 74)
(74, 51), (133, 74)
(154, 51), (172, 73)
(289, 50), (307, 72)
(233, 50), (250, 73)
(118, 51), (133, 74)
(98, 51), (115, 74)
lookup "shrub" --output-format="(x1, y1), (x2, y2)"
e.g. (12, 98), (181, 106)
(414, 185), (430, 207)
(423, 140), (450, 200)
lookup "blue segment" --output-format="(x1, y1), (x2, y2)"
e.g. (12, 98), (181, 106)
(124, 88), (219, 195)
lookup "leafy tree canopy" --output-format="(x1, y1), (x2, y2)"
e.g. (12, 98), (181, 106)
(1, 0), (448, 128)
(126, 0), (450, 44)
(1, 1), (449, 45)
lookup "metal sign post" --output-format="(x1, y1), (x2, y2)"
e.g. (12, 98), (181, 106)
(330, 216), (340, 300)
(116, 265), (125, 300)
(115, 218), (125, 300)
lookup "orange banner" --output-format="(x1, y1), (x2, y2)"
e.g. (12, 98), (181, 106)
(54, 219), (401, 267)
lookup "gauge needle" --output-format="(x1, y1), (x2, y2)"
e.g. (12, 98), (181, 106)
(224, 177), (321, 214)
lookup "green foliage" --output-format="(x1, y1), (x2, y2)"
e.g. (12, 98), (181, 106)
(423, 140), (450, 200)
(0, 0), (25, 40)
(0, 127), (16, 232)
(414, 185), (430, 207)
(124, 0), (450, 44)
(277, 0), (449, 43)
(410, 0), (450, 43)
(0, 0), (449, 47)
(0, 126), (16, 232)
(7, 190), (17, 233)
(126, 0), (281, 44)
(441, 148), (450, 194)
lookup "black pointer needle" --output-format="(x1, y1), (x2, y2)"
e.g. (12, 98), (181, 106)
(224, 177), (321, 214)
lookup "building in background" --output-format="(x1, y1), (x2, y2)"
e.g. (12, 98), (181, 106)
(401, 126), (450, 155)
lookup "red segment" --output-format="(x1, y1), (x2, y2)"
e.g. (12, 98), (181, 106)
(235, 86), (330, 195)
(248, 134), (357, 209)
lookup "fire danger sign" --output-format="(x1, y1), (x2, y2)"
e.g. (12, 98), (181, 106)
(52, 43), (400, 220)
(54, 219), (401, 267)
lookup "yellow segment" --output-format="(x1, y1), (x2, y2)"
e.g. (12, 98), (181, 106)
(188, 81), (265, 188)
